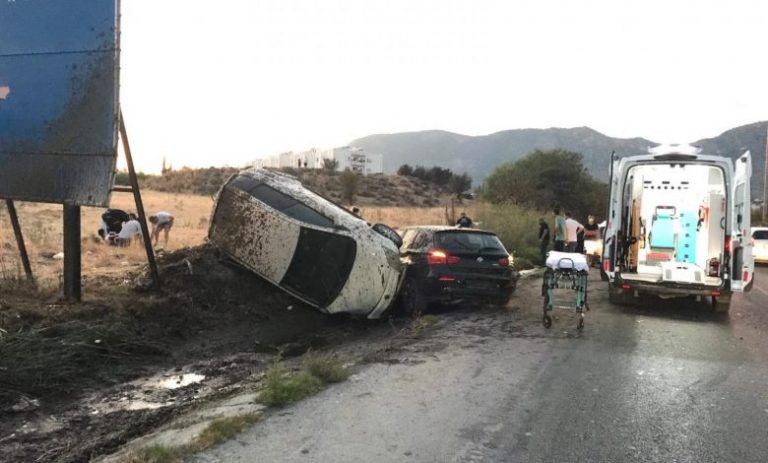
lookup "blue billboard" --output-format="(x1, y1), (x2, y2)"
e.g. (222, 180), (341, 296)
(0, 0), (120, 206)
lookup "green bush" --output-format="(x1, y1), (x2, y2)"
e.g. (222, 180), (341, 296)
(475, 202), (543, 261)
(302, 351), (349, 383)
(259, 360), (323, 407)
(188, 414), (260, 452)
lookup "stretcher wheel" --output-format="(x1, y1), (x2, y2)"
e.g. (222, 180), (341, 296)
(543, 315), (552, 328)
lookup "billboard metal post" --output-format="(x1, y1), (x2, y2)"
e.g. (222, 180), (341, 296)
(63, 204), (81, 301)
(5, 199), (32, 279)
(119, 109), (160, 288)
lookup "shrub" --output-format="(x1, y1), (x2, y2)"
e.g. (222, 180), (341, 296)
(189, 414), (260, 452)
(119, 444), (183, 463)
(258, 359), (323, 407)
(302, 351), (349, 383)
(474, 202), (542, 260)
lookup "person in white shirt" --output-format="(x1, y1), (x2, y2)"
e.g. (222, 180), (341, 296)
(113, 214), (142, 247)
(564, 211), (584, 253)
(149, 211), (174, 247)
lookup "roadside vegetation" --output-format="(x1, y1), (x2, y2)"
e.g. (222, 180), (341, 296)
(476, 148), (611, 269)
(0, 317), (165, 405)
(188, 414), (261, 452)
(482, 149), (608, 220)
(119, 413), (260, 463)
(120, 444), (184, 463)
(474, 203), (541, 270)
(410, 314), (439, 334)
(259, 351), (350, 407)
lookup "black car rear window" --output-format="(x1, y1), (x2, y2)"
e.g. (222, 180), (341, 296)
(753, 230), (768, 240)
(435, 231), (506, 253)
(229, 175), (334, 228)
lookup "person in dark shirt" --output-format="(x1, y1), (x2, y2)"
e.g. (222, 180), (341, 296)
(97, 208), (129, 241)
(538, 217), (550, 264)
(456, 212), (473, 228)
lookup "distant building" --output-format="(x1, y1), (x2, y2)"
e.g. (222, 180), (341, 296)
(253, 146), (383, 175)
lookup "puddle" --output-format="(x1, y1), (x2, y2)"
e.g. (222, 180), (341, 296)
(157, 373), (206, 390)
(125, 399), (171, 411)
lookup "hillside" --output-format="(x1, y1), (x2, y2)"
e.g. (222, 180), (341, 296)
(352, 127), (653, 183)
(351, 122), (768, 196)
(133, 168), (456, 207)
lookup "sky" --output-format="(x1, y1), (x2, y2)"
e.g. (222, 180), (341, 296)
(118, 0), (768, 173)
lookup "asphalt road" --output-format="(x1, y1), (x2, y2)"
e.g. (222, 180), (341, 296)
(191, 267), (768, 463)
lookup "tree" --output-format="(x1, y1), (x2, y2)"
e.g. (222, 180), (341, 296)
(340, 168), (360, 203)
(482, 149), (607, 218)
(448, 173), (472, 199)
(426, 166), (454, 185)
(412, 165), (427, 179)
(397, 164), (414, 176)
(322, 158), (339, 170)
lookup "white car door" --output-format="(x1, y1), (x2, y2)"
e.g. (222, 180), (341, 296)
(730, 151), (754, 291)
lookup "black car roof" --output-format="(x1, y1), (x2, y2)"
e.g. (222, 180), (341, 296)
(402, 225), (497, 235)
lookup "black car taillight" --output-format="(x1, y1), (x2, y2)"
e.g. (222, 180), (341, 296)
(427, 249), (460, 265)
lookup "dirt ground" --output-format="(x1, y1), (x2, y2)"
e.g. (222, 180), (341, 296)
(0, 244), (385, 462)
(0, 244), (535, 463)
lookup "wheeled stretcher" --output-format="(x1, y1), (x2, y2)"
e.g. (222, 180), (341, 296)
(542, 251), (589, 330)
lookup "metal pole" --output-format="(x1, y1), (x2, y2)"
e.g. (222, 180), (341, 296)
(5, 200), (33, 279)
(119, 108), (160, 287)
(63, 204), (81, 301)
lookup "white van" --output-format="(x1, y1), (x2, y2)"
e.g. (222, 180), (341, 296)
(601, 144), (754, 312)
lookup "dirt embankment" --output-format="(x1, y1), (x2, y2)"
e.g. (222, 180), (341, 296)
(0, 244), (385, 463)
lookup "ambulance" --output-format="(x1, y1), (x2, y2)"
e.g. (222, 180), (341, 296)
(601, 144), (753, 312)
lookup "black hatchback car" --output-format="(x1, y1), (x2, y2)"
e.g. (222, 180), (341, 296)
(398, 226), (518, 314)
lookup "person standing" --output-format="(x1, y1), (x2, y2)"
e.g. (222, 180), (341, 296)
(565, 211), (584, 253)
(583, 214), (600, 265)
(456, 212), (473, 228)
(553, 207), (566, 252)
(538, 217), (550, 264)
(149, 211), (175, 247)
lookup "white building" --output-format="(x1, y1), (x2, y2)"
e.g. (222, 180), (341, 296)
(253, 146), (383, 175)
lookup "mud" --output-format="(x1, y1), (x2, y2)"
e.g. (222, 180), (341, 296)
(0, 245), (398, 463)
(0, 245), (539, 463)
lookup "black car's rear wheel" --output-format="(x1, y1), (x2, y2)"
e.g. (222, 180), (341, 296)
(492, 296), (510, 307)
(401, 277), (427, 317)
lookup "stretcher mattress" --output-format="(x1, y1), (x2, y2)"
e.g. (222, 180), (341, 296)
(546, 251), (589, 272)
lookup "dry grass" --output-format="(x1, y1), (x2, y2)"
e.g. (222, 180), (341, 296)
(0, 190), (213, 287)
(119, 444), (183, 463)
(358, 203), (477, 229)
(302, 351), (349, 383)
(0, 190), (485, 290)
(188, 414), (260, 452)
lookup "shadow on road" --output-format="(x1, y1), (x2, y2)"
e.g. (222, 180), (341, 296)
(609, 294), (730, 325)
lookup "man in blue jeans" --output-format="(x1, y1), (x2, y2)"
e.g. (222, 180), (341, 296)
(553, 207), (566, 252)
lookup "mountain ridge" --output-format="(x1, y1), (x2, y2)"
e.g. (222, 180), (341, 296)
(351, 122), (768, 196)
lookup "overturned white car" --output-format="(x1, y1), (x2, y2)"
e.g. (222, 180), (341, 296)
(208, 168), (404, 318)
